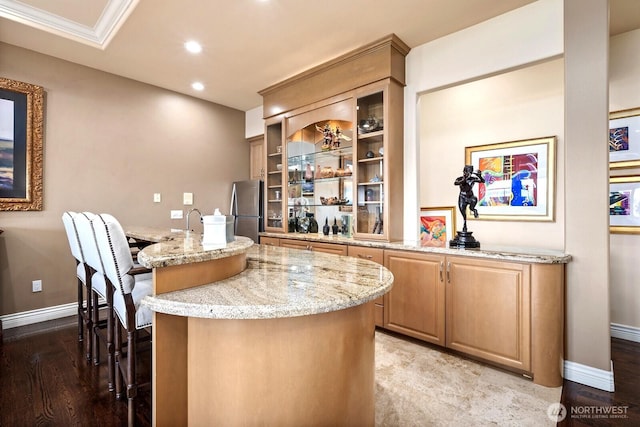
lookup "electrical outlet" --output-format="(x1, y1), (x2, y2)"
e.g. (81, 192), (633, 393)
(32, 279), (42, 292)
(171, 210), (183, 219)
(183, 192), (193, 205)
(153, 193), (161, 203)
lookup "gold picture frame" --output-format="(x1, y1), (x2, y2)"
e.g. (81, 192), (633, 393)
(464, 136), (556, 221)
(419, 206), (456, 247)
(610, 107), (640, 169)
(609, 175), (640, 234)
(0, 77), (44, 211)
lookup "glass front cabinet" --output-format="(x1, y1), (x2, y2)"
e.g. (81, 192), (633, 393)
(264, 79), (403, 241)
(265, 117), (285, 232)
(353, 79), (403, 241)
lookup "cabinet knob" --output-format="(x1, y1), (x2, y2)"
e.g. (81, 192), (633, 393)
(439, 261), (444, 282)
(357, 254), (373, 259)
(446, 262), (451, 283)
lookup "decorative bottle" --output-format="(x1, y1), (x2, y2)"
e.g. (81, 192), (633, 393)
(305, 163), (313, 181)
(308, 213), (318, 233)
(323, 217), (330, 235)
(332, 218), (339, 235)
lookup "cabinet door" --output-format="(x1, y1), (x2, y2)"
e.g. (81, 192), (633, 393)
(264, 118), (285, 232)
(248, 136), (264, 180)
(383, 250), (445, 346)
(348, 246), (384, 326)
(446, 256), (531, 371)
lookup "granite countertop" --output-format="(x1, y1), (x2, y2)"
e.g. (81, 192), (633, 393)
(259, 232), (571, 264)
(136, 232), (255, 268)
(125, 226), (187, 243)
(141, 244), (394, 320)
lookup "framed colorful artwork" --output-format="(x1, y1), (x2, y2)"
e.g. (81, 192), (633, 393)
(419, 206), (455, 247)
(0, 77), (44, 211)
(464, 136), (556, 221)
(610, 108), (640, 169)
(610, 175), (640, 234)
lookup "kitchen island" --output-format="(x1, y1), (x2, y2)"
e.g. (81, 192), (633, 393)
(134, 230), (393, 427)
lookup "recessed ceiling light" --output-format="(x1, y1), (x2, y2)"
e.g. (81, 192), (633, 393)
(184, 40), (202, 54)
(192, 82), (205, 91)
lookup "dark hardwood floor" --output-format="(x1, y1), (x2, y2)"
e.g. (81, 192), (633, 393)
(1, 318), (639, 426)
(559, 338), (640, 426)
(0, 317), (151, 427)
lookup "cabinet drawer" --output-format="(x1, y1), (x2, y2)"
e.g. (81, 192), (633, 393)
(259, 236), (280, 246)
(347, 245), (384, 264)
(279, 238), (347, 256)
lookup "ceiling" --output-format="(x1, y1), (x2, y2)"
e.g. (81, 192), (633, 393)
(1, 0), (638, 112)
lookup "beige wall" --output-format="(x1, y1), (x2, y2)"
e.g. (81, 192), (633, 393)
(564, 0), (610, 372)
(609, 28), (640, 330)
(0, 42), (249, 315)
(419, 58), (565, 249)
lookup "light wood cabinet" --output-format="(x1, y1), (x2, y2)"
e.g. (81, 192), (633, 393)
(255, 236), (565, 386)
(259, 35), (409, 241)
(259, 236), (280, 246)
(383, 250), (445, 346)
(278, 238), (347, 256)
(445, 257), (531, 372)
(352, 80), (404, 242)
(248, 135), (264, 180)
(348, 246), (385, 326)
(264, 117), (285, 232)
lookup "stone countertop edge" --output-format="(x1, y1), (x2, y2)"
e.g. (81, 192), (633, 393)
(141, 245), (394, 320)
(259, 232), (571, 264)
(136, 234), (255, 268)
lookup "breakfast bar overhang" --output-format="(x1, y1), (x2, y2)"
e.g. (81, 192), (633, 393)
(135, 232), (394, 426)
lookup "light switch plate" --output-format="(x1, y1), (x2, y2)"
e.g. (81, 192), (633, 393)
(171, 210), (183, 219)
(183, 192), (193, 205)
(153, 193), (161, 203)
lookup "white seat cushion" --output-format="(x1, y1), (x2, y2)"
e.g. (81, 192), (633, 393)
(76, 263), (86, 283)
(113, 277), (154, 330)
(91, 272), (107, 299)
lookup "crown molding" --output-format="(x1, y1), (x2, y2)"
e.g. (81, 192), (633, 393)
(0, 0), (138, 49)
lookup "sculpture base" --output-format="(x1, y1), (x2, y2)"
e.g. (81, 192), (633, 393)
(450, 231), (480, 249)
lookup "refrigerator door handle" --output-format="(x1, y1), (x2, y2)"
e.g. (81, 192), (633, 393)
(229, 183), (238, 216)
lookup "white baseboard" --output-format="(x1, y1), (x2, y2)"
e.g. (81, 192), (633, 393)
(0, 302), (78, 329)
(564, 360), (615, 392)
(610, 322), (640, 343)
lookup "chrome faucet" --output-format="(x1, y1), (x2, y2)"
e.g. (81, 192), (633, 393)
(186, 208), (202, 231)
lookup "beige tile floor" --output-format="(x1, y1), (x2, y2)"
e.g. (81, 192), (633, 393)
(375, 330), (562, 426)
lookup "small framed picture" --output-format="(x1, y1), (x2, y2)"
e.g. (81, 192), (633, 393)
(610, 175), (640, 234)
(419, 206), (455, 247)
(610, 108), (640, 169)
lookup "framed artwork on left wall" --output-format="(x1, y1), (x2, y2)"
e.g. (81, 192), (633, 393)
(0, 77), (44, 211)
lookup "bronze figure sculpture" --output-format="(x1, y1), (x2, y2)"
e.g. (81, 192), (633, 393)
(450, 165), (484, 248)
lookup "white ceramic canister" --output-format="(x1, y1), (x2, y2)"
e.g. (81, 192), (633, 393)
(202, 208), (227, 246)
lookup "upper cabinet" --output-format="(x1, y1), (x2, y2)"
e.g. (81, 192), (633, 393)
(353, 80), (404, 241)
(265, 117), (284, 232)
(259, 34), (409, 241)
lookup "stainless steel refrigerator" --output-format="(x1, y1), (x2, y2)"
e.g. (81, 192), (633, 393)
(229, 180), (263, 243)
